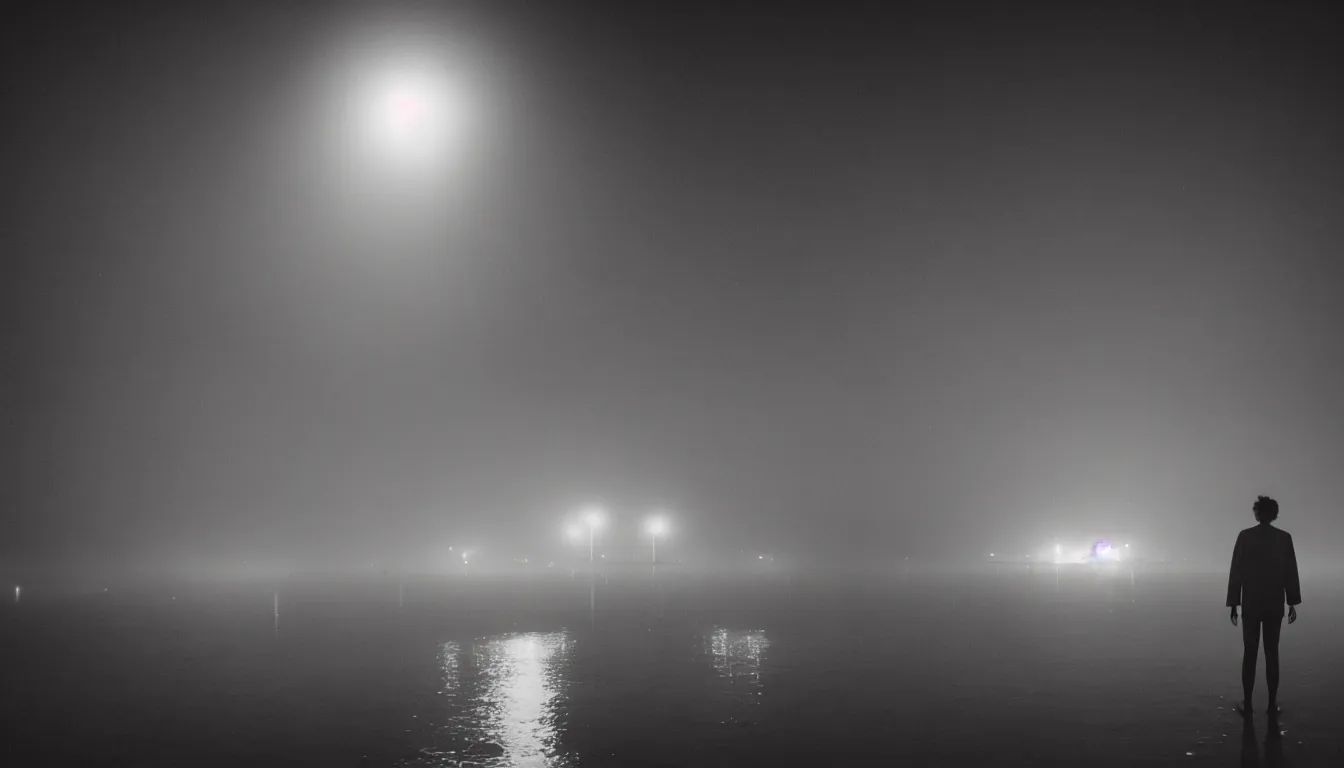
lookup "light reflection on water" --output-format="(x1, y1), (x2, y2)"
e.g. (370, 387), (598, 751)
(707, 627), (770, 724)
(411, 632), (576, 767)
(439, 641), (461, 693)
(709, 627), (769, 684)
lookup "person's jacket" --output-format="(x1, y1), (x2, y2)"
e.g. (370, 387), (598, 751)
(1226, 523), (1302, 617)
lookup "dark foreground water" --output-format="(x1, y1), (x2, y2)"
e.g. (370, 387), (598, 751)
(2, 570), (1340, 766)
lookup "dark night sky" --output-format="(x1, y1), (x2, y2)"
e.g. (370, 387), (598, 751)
(4, 1), (1342, 572)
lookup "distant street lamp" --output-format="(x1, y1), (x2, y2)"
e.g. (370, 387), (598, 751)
(581, 508), (604, 563)
(565, 507), (604, 563)
(645, 516), (669, 564)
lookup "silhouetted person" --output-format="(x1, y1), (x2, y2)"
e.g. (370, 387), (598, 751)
(1227, 496), (1301, 716)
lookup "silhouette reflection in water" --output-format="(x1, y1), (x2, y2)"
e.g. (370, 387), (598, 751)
(1240, 711), (1290, 768)
(415, 632), (576, 767)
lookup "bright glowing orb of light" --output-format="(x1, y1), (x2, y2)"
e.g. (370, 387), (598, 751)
(646, 516), (669, 537)
(372, 75), (431, 139)
(582, 507), (604, 530)
(354, 65), (469, 169)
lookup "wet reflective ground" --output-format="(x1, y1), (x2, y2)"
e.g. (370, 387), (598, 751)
(1, 572), (1340, 766)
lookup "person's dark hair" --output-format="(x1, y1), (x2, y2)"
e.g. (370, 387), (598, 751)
(1253, 495), (1279, 523)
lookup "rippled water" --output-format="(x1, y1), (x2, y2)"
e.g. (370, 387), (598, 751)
(412, 633), (578, 766)
(1, 572), (1340, 766)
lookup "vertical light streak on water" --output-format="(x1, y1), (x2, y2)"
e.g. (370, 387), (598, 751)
(425, 633), (576, 767)
(439, 641), (461, 694)
(708, 627), (770, 723)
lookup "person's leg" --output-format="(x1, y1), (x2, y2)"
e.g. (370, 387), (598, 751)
(1241, 614), (1261, 711)
(1263, 612), (1284, 710)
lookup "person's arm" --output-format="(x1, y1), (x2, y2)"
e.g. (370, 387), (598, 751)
(1285, 533), (1302, 608)
(1226, 532), (1244, 623)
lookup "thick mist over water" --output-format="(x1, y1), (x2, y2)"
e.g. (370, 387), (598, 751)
(5, 1), (1341, 765)
(6, 1), (1344, 580)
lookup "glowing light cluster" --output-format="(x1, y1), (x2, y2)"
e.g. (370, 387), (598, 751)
(1039, 538), (1131, 565)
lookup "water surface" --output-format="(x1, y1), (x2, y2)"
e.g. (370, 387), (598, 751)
(2, 571), (1338, 766)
